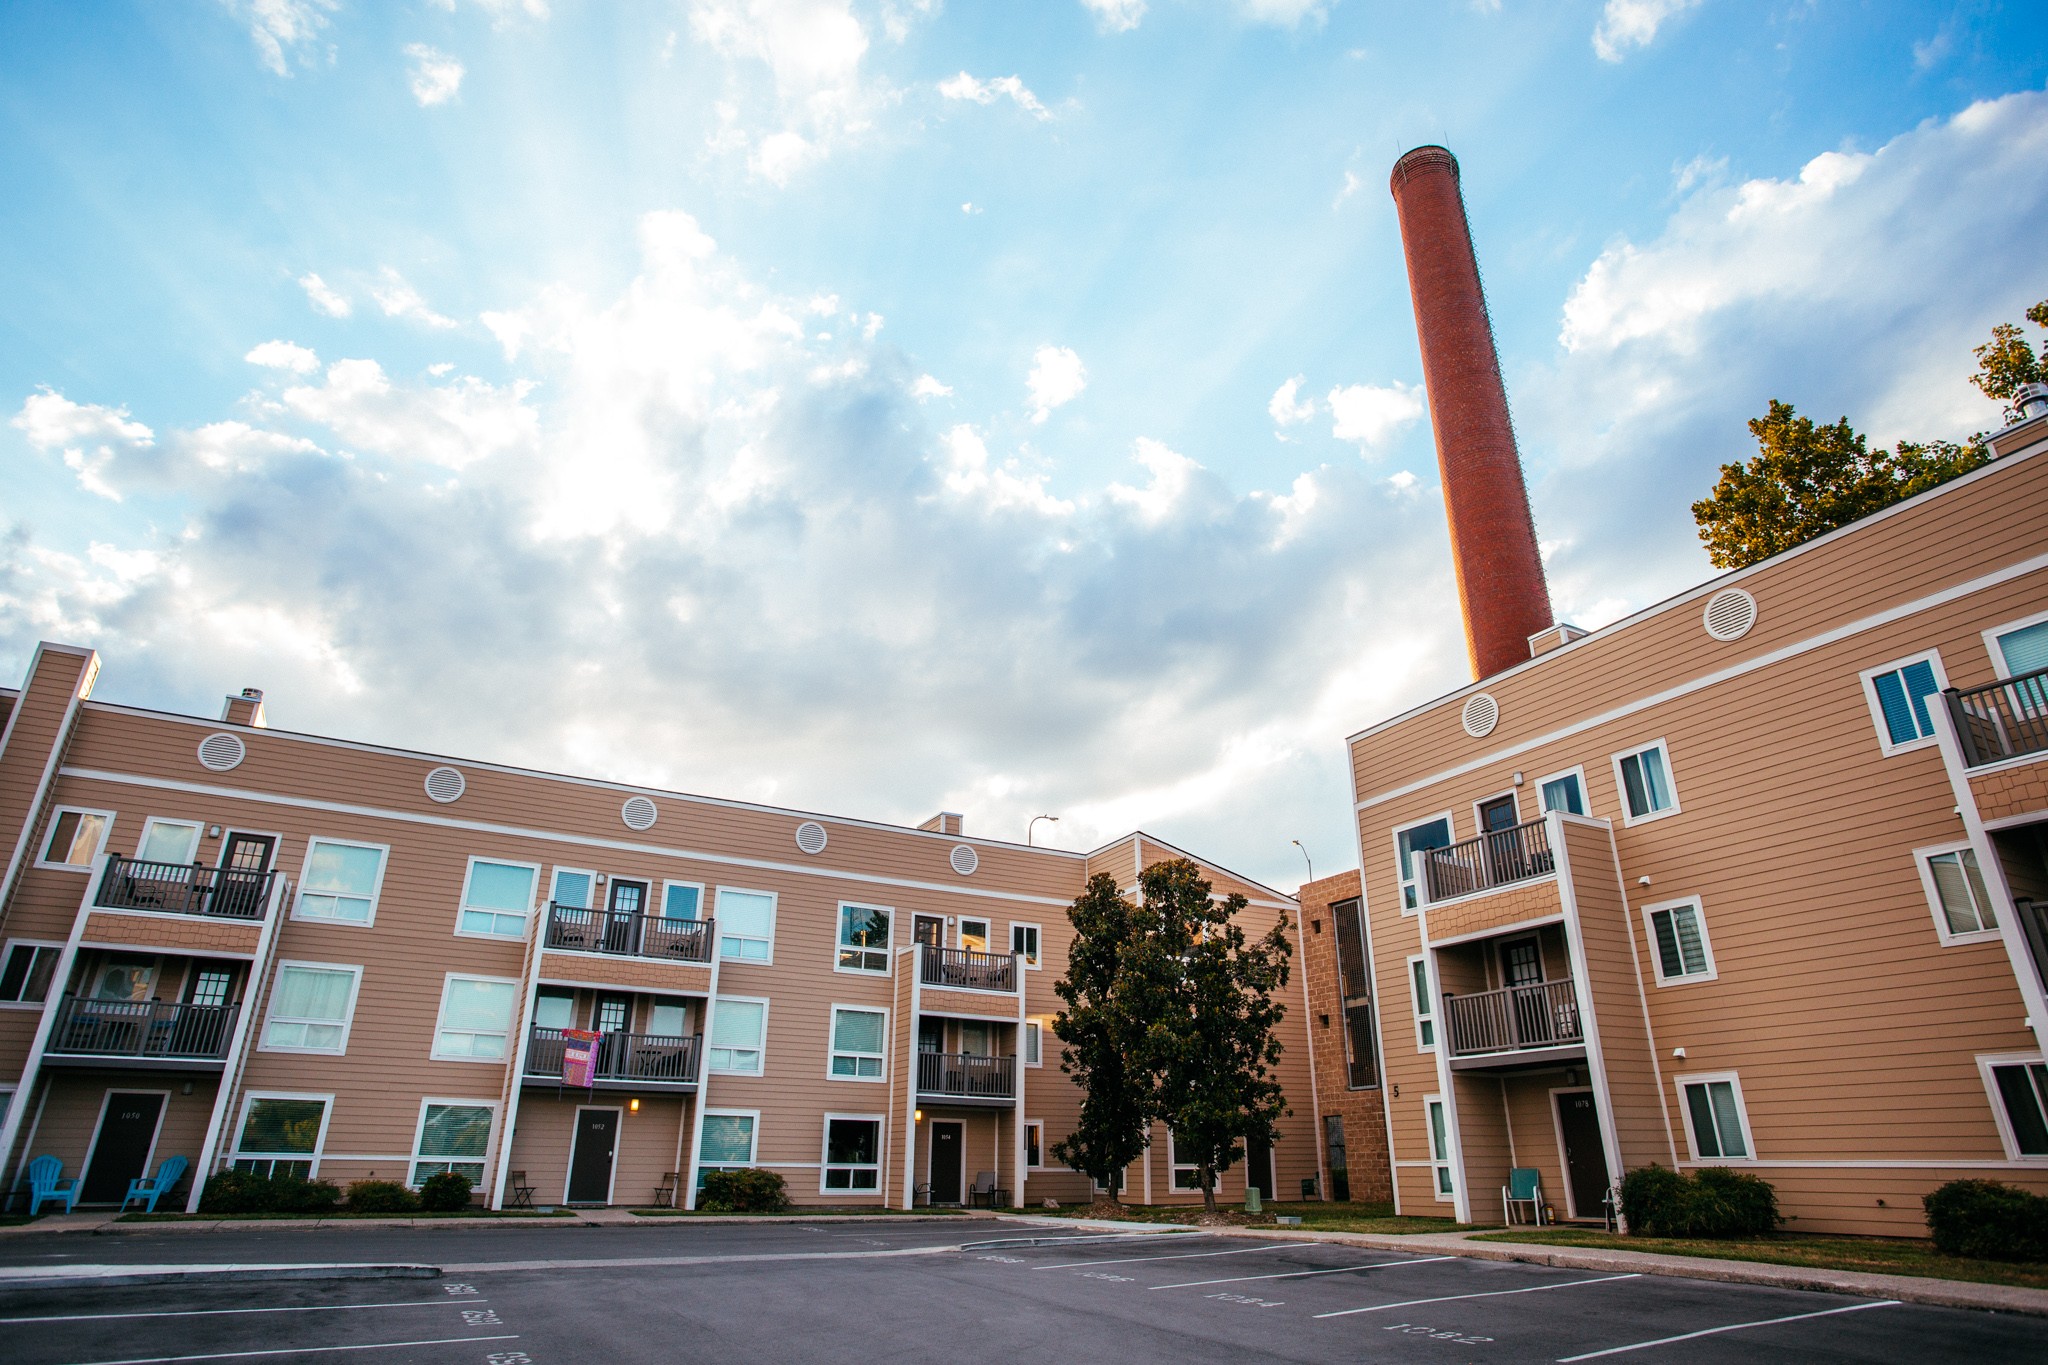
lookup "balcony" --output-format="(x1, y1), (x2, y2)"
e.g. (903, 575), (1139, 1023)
(94, 857), (274, 920)
(1422, 817), (1555, 903)
(1443, 979), (1584, 1069)
(543, 903), (715, 964)
(1948, 668), (2048, 768)
(916, 1051), (1016, 1103)
(523, 1026), (702, 1090)
(44, 995), (238, 1067)
(919, 946), (1018, 994)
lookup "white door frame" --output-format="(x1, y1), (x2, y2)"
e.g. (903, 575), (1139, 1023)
(929, 1119), (965, 1205)
(81, 1087), (171, 1205)
(564, 1104), (624, 1206)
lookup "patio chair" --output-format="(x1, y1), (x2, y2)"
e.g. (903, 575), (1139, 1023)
(506, 1171), (536, 1209)
(26, 1155), (81, 1216)
(968, 1171), (1007, 1208)
(122, 1154), (188, 1213)
(1502, 1167), (1544, 1226)
(653, 1171), (679, 1207)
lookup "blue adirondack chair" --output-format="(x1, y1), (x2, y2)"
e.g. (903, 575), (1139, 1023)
(26, 1155), (81, 1216)
(122, 1154), (189, 1213)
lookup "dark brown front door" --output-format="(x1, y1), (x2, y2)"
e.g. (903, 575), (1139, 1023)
(1555, 1090), (1608, 1219)
(214, 833), (276, 917)
(568, 1108), (618, 1204)
(929, 1121), (963, 1204)
(1245, 1130), (1275, 1201)
(913, 915), (944, 948)
(604, 881), (647, 952)
(1500, 937), (1543, 988)
(82, 1092), (164, 1204)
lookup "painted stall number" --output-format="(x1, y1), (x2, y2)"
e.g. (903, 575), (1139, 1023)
(463, 1309), (504, 1326)
(1074, 1271), (1135, 1282)
(485, 1354), (533, 1365)
(443, 1283), (480, 1296)
(977, 1254), (1025, 1263)
(1383, 1324), (1494, 1345)
(1204, 1292), (1284, 1308)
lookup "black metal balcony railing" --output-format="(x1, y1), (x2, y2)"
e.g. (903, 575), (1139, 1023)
(544, 903), (715, 964)
(919, 946), (1018, 993)
(46, 995), (239, 1060)
(1422, 817), (1556, 903)
(524, 1027), (702, 1085)
(916, 1051), (1016, 1099)
(1444, 979), (1583, 1058)
(1948, 668), (2048, 768)
(94, 857), (274, 920)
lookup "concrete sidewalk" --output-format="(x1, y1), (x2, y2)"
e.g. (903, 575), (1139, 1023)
(0, 1261), (439, 1290)
(0, 1208), (1010, 1235)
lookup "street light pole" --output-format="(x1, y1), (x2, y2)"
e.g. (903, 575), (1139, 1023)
(1028, 814), (1059, 846)
(1291, 839), (1313, 884)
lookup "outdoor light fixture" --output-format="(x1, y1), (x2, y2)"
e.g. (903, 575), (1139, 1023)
(914, 1108), (924, 1123)
(207, 825), (221, 838)
(1028, 814), (1060, 845)
(629, 1098), (640, 1113)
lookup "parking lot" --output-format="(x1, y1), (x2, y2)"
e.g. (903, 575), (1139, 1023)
(1, 1223), (2040, 1363)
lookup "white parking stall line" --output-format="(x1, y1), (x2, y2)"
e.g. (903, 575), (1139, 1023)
(1034, 1243), (1294, 1271)
(3, 1301), (477, 1325)
(57, 1335), (520, 1365)
(1556, 1299), (1902, 1360)
(1314, 1272), (1642, 1319)
(1151, 1256), (1458, 1290)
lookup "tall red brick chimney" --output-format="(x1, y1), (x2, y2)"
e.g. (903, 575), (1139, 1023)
(1390, 145), (1553, 679)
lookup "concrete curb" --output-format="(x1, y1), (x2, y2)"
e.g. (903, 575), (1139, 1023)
(0, 1211), (999, 1236)
(0, 1262), (441, 1291)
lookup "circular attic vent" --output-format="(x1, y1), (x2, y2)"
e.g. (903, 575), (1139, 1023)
(424, 766), (466, 804)
(1461, 693), (1500, 738)
(1702, 587), (1759, 641)
(795, 821), (829, 855)
(949, 844), (980, 876)
(196, 732), (246, 772)
(621, 796), (659, 831)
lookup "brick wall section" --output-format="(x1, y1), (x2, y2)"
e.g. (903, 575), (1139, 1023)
(1968, 760), (2048, 824)
(1297, 870), (1393, 1204)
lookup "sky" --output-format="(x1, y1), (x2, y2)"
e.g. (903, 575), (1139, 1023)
(2, 1), (2044, 892)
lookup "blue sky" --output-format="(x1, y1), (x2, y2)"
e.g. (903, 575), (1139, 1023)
(4, 1), (2044, 888)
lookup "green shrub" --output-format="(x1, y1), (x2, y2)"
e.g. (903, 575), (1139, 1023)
(1620, 1164), (1686, 1234)
(197, 1169), (340, 1214)
(1924, 1180), (2048, 1262)
(417, 1171), (474, 1212)
(698, 1168), (790, 1213)
(1620, 1164), (1779, 1238)
(345, 1179), (420, 1214)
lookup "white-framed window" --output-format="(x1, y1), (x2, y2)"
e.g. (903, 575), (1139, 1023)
(135, 817), (202, 864)
(836, 902), (891, 974)
(828, 1005), (887, 1080)
(958, 918), (990, 952)
(549, 866), (596, 909)
(1010, 922), (1041, 968)
(1023, 1119), (1044, 1168)
(259, 962), (362, 1054)
(1425, 1096), (1454, 1200)
(1984, 610), (2048, 679)
(1642, 897), (1717, 985)
(0, 1087), (13, 1128)
(716, 888), (776, 962)
(1394, 814), (1454, 911)
(409, 1099), (495, 1188)
(1977, 1054), (2048, 1159)
(87, 955), (155, 1001)
(188, 967), (234, 1008)
(697, 1109), (759, 1187)
(0, 940), (62, 1006)
(1612, 739), (1680, 825)
(231, 1092), (332, 1179)
(709, 996), (768, 1074)
(1408, 954), (1436, 1051)
(1536, 767), (1588, 817)
(430, 974), (519, 1062)
(1023, 1020), (1043, 1067)
(1166, 1130), (1208, 1191)
(821, 1114), (884, 1192)
(1676, 1072), (1754, 1161)
(661, 880), (704, 920)
(1914, 842), (2001, 944)
(1860, 651), (1948, 755)
(37, 807), (113, 870)
(457, 857), (539, 939)
(293, 838), (389, 926)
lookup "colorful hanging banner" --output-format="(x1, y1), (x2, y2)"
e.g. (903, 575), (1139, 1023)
(562, 1028), (602, 1087)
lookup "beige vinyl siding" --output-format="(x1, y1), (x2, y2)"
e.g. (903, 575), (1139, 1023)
(29, 1072), (212, 1201)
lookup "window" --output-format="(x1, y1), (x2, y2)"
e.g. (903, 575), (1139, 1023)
(1023, 1021), (1043, 1067)
(188, 968), (234, 1009)
(0, 942), (61, 1005)
(533, 988), (575, 1031)
(232, 1094), (330, 1178)
(1333, 898), (1379, 1088)
(822, 1116), (882, 1192)
(1394, 815), (1453, 911)
(1642, 898), (1717, 985)
(829, 1006), (886, 1080)
(260, 963), (361, 1053)
(1986, 612), (2048, 678)
(550, 867), (595, 909)
(836, 903), (891, 973)
(1916, 844), (2000, 943)
(1408, 955), (1436, 1050)
(1010, 923), (1041, 968)
(1167, 1130), (1207, 1191)
(661, 881), (703, 920)
(1024, 1119), (1044, 1168)
(709, 997), (767, 1074)
(89, 956), (155, 1001)
(1426, 1096), (1454, 1199)
(1537, 768), (1587, 817)
(431, 975), (518, 1061)
(458, 858), (537, 939)
(411, 1101), (493, 1187)
(959, 918), (989, 952)
(697, 1110), (758, 1187)
(136, 818), (201, 864)
(38, 807), (112, 869)
(716, 888), (775, 961)
(1861, 653), (1947, 753)
(294, 839), (388, 925)
(1678, 1074), (1753, 1160)
(1979, 1056), (2048, 1159)
(1612, 740), (1680, 824)
(648, 996), (689, 1037)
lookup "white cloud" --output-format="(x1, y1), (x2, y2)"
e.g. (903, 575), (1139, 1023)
(1333, 169), (1363, 207)
(280, 359), (537, 470)
(961, 202), (981, 215)
(12, 389), (157, 501)
(938, 72), (1051, 120)
(1236, 0), (1333, 26)
(687, 0), (882, 184)
(430, 0), (551, 22)
(1080, 0), (1146, 32)
(1027, 346), (1087, 423)
(404, 44), (466, 107)
(245, 340), (321, 374)
(1327, 381), (1425, 451)
(1592, 0), (1700, 63)
(370, 268), (460, 329)
(937, 425), (1074, 516)
(298, 272), (351, 318)
(1268, 376), (1316, 427)
(229, 0), (336, 76)
(911, 374), (953, 400)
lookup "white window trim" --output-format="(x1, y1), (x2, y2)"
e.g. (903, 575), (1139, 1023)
(708, 994), (771, 1076)
(429, 972), (522, 1064)
(1407, 953), (1436, 1052)
(660, 878), (707, 920)
(698, 1107), (761, 1174)
(408, 1096), (499, 1188)
(290, 836), (392, 928)
(1535, 765), (1590, 817)
(1009, 921), (1043, 970)
(454, 855), (541, 942)
(1640, 896), (1719, 986)
(826, 1003), (888, 1083)
(1983, 608), (2048, 678)
(1976, 1053), (2048, 1162)
(1913, 841), (2003, 946)
(1024, 1119), (1044, 1168)
(1393, 811), (1457, 915)
(833, 900), (893, 976)
(957, 917), (992, 953)
(1023, 1019), (1044, 1068)
(714, 886), (778, 964)
(547, 865), (598, 909)
(1165, 1129), (1210, 1192)
(1610, 738), (1682, 827)
(35, 805), (115, 871)
(1674, 1070), (1757, 1163)
(1858, 650), (1950, 757)
(1424, 1095), (1454, 1202)
(1471, 789), (1520, 832)
(134, 816), (203, 864)
(818, 1112), (886, 1195)
(232, 1090), (335, 1177)
(0, 938), (64, 1009)
(257, 960), (364, 1055)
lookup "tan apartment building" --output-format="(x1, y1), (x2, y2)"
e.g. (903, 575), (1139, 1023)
(0, 654), (1319, 1213)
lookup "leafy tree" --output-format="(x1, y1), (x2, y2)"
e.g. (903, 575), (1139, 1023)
(1971, 299), (2048, 423)
(1049, 872), (1153, 1201)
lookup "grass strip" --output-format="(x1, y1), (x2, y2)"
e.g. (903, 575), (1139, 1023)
(1469, 1227), (2048, 1291)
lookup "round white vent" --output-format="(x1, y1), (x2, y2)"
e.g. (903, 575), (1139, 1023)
(196, 733), (246, 772)
(949, 844), (980, 876)
(1461, 693), (1500, 738)
(1703, 587), (1758, 641)
(795, 821), (829, 855)
(621, 796), (659, 831)
(424, 766), (466, 804)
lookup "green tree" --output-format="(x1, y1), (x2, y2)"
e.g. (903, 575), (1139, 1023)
(1049, 872), (1153, 1202)
(1971, 299), (2048, 423)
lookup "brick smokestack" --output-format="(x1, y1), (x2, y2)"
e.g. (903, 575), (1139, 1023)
(1390, 146), (1552, 679)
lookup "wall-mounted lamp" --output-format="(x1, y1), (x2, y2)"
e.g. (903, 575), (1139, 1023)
(595, 872), (608, 884)
(914, 1108), (924, 1123)
(207, 825), (222, 838)
(629, 1098), (641, 1113)
(1672, 1047), (1686, 1059)
(1512, 772), (1524, 786)
(1565, 1069), (1580, 1086)
(1637, 875), (1652, 887)
(181, 1081), (194, 1096)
